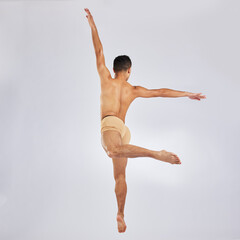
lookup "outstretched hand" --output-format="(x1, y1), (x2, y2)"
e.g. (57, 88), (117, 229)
(84, 8), (95, 28)
(188, 93), (206, 101)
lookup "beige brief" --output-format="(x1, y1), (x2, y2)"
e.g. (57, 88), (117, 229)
(101, 115), (131, 144)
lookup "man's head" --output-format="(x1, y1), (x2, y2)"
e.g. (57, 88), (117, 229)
(113, 55), (132, 81)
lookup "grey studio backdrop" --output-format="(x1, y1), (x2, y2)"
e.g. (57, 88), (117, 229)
(0, 1), (239, 240)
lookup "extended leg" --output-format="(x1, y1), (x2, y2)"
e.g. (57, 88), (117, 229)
(101, 130), (181, 164)
(112, 156), (128, 233)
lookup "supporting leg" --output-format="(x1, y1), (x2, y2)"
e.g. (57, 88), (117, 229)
(112, 156), (128, 233)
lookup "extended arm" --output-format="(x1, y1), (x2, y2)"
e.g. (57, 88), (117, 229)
(84, 8), (102, 54)
(134, 86), (206, 100)
(84, 8), (110, 78)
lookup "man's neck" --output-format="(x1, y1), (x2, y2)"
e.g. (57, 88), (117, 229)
(114, 77), (126, 81)
(114, 74), (127, 81)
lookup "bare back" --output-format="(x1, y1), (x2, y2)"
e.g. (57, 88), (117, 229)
(100, 76), (136, 123)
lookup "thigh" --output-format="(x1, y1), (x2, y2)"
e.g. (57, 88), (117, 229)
(101, 130), (122, 154)
(112, 157), (128, 180)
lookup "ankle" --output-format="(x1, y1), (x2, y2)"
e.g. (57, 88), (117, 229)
(117, 212), (124, 218)
(151, 150), (159, 159)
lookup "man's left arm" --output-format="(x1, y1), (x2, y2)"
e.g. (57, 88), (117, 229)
(133, 86), (206, 100)
(84, 8), (110, 77)
(154, 88), (206, 100)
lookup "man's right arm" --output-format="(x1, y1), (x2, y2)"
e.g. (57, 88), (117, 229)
(133, 86), (206, 100)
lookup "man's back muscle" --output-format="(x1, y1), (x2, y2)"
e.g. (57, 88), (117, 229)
(100, 77), (135, 123)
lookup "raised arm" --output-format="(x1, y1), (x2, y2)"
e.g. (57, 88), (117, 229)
(84, 8), (110, 78)
(133, 86), (206, 100)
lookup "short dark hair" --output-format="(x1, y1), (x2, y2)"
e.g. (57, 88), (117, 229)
(113, 55), (132, 73)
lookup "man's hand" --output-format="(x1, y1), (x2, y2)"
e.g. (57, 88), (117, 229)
(188, 92), (206, 101)
(84, 8), (96, 29)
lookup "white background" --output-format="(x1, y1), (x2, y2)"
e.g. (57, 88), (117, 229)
(0, 0), (239, 239)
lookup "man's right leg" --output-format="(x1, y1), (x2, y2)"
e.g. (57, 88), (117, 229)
(101, 130), (181, 164)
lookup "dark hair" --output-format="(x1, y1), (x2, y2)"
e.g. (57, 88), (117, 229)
(113, 55), (132, 73)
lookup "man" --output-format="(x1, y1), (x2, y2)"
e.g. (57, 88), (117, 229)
(84, 8), (206, 233)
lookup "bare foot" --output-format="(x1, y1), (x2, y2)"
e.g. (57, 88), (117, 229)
(154, 150), (181, 164)
(116, 214), (127, 233)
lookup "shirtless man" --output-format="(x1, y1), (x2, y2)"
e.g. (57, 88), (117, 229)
(84, 8), (206, 233)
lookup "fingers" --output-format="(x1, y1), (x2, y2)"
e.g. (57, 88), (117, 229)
(198, 93), (206, 98)
(189, 93), (206, 100)
(84, 8), (91, 15)
(84, 8), (92, 20)
(195, 93), (206, 99)
(199, 95), (206, 99)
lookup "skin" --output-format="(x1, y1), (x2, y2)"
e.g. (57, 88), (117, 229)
(84, 8), (206, 233)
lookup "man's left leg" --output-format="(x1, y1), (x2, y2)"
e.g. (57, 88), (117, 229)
(112, 156), (128, 233)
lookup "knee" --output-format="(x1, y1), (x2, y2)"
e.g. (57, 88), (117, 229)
(115, 174), (126, 183)
(107, 145), (120, 158)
